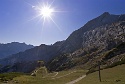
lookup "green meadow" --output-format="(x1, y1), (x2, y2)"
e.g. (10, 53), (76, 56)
(0, 64), (125, 84)
(76, 64), (125, 84)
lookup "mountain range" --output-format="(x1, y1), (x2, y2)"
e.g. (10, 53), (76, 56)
(0, 42), (34, 59)
(0, 12), (125, 73)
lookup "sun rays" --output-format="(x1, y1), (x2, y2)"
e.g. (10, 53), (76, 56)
(26, 0), (63, 31)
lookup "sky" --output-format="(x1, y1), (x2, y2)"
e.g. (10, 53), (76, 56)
(0, 0), (125, 46)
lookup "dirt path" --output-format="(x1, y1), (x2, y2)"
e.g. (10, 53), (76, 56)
(54, 71), (76, 79)
(65, 75), (86, 84)
(52, 72), (58, 77)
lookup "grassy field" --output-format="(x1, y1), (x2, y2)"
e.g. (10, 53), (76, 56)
(1, 64), (125, 84)
(76, 64), (125, 84)
(4, 67), (86, 84)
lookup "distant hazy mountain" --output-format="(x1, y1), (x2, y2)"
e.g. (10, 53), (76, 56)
(1, 12), (125, 73)
(0, 42), (64, 72)
(0, 42), (34, 59)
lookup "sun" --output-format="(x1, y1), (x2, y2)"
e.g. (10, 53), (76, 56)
(40, 6), (54, 18)
(30, 1), (64, 31)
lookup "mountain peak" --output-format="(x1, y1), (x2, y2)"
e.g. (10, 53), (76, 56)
(102, 12), (110, 16)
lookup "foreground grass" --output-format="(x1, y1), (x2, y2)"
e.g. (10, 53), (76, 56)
(76, 64), (125, 84)
(10, 68), (86, 84)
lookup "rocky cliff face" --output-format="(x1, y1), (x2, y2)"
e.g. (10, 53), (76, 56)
(59, 12), (125, 53)
(47, 13), (125, 71)
(0, 42), (34, 59)
(82, 21), (125, 50)
(1, 12), (125, 73)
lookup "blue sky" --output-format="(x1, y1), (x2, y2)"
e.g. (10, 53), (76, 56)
(0, 0), (125, 46)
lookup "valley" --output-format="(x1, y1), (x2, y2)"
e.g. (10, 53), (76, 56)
(1, 0), (125, 84)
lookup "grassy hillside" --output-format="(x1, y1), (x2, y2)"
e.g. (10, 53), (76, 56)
(76, 64), (125, 84)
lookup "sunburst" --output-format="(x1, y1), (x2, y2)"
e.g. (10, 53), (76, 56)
(26, 0), (65, 31)
(40, 6), (54, 18)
